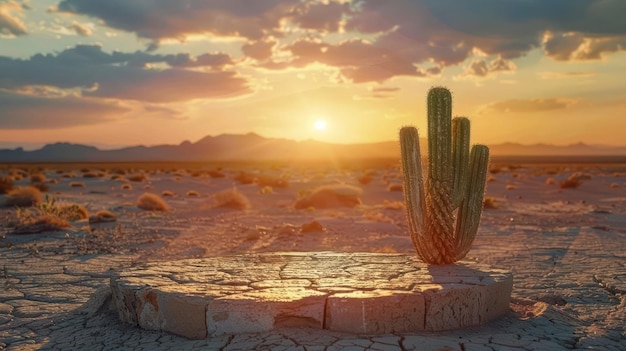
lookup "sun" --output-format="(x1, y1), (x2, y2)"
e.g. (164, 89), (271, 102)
(313, 119), (328, 131)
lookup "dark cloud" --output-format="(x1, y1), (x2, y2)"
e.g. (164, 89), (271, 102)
(242, 39), (276, 61)
(0, 45), (249, 102)
(0, 0), (27, 36)
(0, 91), (128, 128)
(56, 0), (299, 40)
(291, 1), (351, 33)
(484, 98), (577, 114)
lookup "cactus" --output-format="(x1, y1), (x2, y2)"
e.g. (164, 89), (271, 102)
(400, 87), (489, 264)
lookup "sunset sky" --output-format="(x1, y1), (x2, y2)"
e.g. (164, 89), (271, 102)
(1, 0), (625, 150)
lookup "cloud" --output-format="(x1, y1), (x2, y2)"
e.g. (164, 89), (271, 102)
(68, 21), (92, 36)
(537, 71), (595, 80)
(56, 0), (299, 41)
(282, 38), (428, 83)
(464, 57), (516, 77)
(291, 1), (351, 33)
(0, 44), (249, 102)
(242, 39), (276, 61)
(482, 98), (578, 114)
(0, 91), (129, 128)
(370, 86), (399, 93)
(0, 0), (27, 36)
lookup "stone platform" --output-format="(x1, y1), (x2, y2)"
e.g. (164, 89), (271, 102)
(110, 252), (513, 339)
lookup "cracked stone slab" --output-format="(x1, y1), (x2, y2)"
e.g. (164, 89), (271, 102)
(110, 252), (513, 339)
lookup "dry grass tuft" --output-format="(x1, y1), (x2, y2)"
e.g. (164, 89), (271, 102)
(387, 183), (403, 192)
(69, 181), (86, 188)
(30, 173), (46, 183)
(186, 190), (199, 197)
(121, 183), (132, 190)
(213, 188), (250, 210)
(259, 186), (273, 194)
(161, 190), (175, 197)
(5, 186), (43, 207)
(610, 182), (619, 188)
(483, 197), (498, 209)
(136, 193), (169, 211)
(301, 220), (325, 233)
(357, 175), (374, 185)
(506, 184), (517, 190)
(208, 170), (226, 178)
(545, 177), (556, 185)
(233, 171), (255, 185)
(30, 182), (49, 193)
(294, 184), (362, 210)
(128, 174), (147, 182)
(0, 177), (14, 194)
(487, 175), (497, 182)
(560, 172), (591, 189)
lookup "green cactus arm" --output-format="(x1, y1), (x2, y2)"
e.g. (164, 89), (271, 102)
(427, 87), (452, 188)
(451, 117), (470, 208)
(454, 144), (489, 260)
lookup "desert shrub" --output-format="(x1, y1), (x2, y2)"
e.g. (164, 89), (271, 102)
(387, 183), (403, 192)
(95, 210), (116, 219)
(162, 190), (175, 197)
(83, 171), (105, 178)
(186, 190), (199, 197)
(0, 177), (13, 194)
(5, 186), (42, 207)
(144, 184), (152, 189)
(357, 175), (374, 185)
(233, 171), (255, 185)
(213, 188), (250, 210)
(560, 172), (591, 189)
(301, 220), (325, 233)
(121, 184), (132, 190)
(69, 181), (86, 188)
(89, 209), (117, 223)
(383, 200), (404, 210)
(487, 175), (497, 182)
(136, 193), (168, 211)
(545, 177), (556, 185)
(128, 174), (147, 182)
(30, 173), (46, 183)
(483, 197), (497, 209)
(190, 170), (204, 177)
(30, 182), (49, 192)
(259, 186), (273, 194)
(110, 175), (126, 181)
(505, 184), (517, 190)
(14, 195), (88, 231)
(610, 182), (619, 188)
(256, 174), (288, 188)
(208, 170), (226, 178)
(294, 184), (362, 210)
(80, 168), (91, 173)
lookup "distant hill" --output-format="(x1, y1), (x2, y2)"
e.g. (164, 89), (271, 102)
(0, 133), (625, 162)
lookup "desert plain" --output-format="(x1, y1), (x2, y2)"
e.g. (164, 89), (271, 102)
(0, 159), (624, 350)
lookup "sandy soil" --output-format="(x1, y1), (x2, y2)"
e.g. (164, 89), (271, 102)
(0, 161), (625, 350)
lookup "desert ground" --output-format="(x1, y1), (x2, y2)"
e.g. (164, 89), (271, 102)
(0, 160), (625, 350)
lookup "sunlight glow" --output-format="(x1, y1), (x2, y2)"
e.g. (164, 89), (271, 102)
(314, 119), (328, 131)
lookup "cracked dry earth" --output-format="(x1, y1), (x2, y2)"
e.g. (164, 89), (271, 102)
(1, 164), (626, 350)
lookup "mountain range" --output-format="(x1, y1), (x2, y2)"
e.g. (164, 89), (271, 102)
(1, 133), (626, 163)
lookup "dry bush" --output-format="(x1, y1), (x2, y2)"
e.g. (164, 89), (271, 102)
(143, 184), (152, 190)
(294, 184), (362, 210)
(483, 197), (497, 209)
(30, 173), (46, 183)
(487, 175), (497, 182)
(136, 193), (169, 211)
(83, 171), (105, 178)
(121, 184), (132, 190)
(255, 174), (288, 188)
(30, 182), (49, 192)
(5, 186), (43, 207)
(383, 200), (404, 210)
(259, 186), (273, 194)
(233, 171), (255, 185)
(364, 211), (394, 223)
(69, 181), (86, 188)
(128, 174), (147, 182)
(387, 183), (403, 192)
(162, 190), (175, 197)
(190, 170), (204, 177)
(213, 188), (250, 210)
(301, 220), (325, 233)
(357, 175), (374, 185)
(110, 175), (126, 181)
(186, 190), (199, 197)
(0, 177), (13, 194)
(505, 184), (517, 190)
(560, 172), (591, 189)
(12, 196), (88, 233)
(545, 177), (556, 185)
(208, 170), (226, 178)
(89, 210), (117, 223)
(610, 182), (619, 188)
